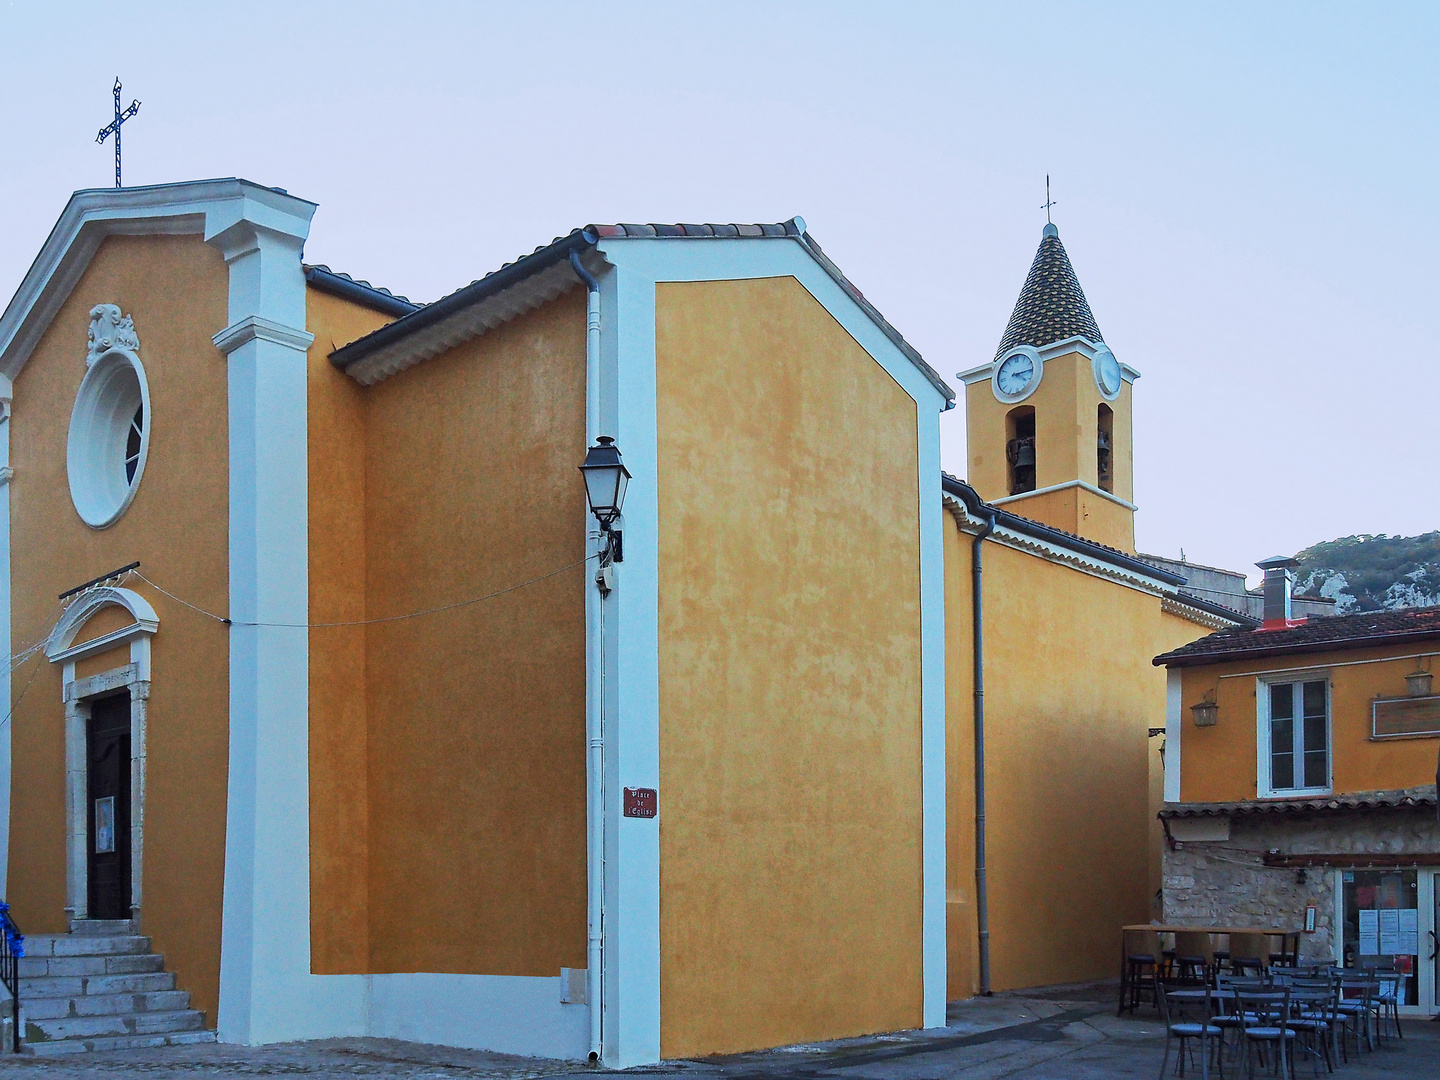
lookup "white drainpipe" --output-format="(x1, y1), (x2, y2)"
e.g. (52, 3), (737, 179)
(570, 250), (605, 1063)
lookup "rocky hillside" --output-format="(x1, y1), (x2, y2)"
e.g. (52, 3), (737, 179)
(1294, 532), (1440, 614)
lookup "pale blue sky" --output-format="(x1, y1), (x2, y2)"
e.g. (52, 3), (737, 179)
(2, 2), (1435, 579)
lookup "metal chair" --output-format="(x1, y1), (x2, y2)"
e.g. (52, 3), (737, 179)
(1284, 980), (1336, 1076)
(1234, 988), (1296, 1079)
(1159, 983), (1227, 1079)
(1334, 976), (1378, 1058)
(1365, 966), (1404, 1040)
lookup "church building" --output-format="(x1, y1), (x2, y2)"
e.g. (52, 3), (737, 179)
(0, 178), (1241, 1062)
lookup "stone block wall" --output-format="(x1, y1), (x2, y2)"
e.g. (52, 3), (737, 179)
(1162, 807), (1440, 964)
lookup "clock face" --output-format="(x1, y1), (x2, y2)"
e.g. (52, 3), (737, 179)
(996, 352), (1037, 396)
(1096, 349), (1122, 397)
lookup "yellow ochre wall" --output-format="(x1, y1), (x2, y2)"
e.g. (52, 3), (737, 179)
(965, 352), (1134, 551)
(1177, 648), (1440, 804)
(305, 288), (394, 974)
(361, 289), (589, 976)
(6, 233), (231, 1027)
(655, 277), (924, 1058)
(944, 521), (1208, 998)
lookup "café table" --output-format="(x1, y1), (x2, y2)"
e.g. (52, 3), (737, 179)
(1118, 925), (1302, 1015)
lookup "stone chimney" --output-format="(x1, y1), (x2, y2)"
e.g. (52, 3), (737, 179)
(1256, 555), (1302, 630)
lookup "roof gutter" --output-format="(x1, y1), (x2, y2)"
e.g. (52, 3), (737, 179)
(329, 228), (595, 372)
(304, 265), (418, 319)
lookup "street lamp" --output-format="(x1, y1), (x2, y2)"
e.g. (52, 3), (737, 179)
(580, 437), (630, 592)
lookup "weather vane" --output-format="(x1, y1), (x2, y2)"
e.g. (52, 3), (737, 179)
(96, 78), (141, 189)
(1041, 175), (1057, 224)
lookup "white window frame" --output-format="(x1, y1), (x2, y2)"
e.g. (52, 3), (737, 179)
(1256, 670), (1332, 798)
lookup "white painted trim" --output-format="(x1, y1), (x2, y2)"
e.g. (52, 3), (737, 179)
(945, 499), (1171, 598)
(1165, 669), (1182, 803)
(916, 388), (947, 1029)
(593, 252), (661, 1069)
(46, 586), (159, 663)
(66, 345), (151, 529)
(956, 336), (1141, 388)
(1161, 595), (1238, 632)
(1418, 871), (1437, 1013)
(0, 383), (12, 897)
(212, 315), (315, 356)
(596, 237), (950, 1060)
(990, 478), (1138, 512)
(1215, 651), (1440, 680)
(1254, 673), (1333, 800)
(366, 973), (587, 1059)
(0, 180), (317, 382)
(1333, 869), (1345, 966)
(211, 199), (372, 1044)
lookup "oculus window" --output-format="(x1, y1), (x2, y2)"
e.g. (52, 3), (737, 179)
(68, 311), (151, 529)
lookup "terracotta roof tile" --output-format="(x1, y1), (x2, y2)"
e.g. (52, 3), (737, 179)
(1154, 604), (1440, 667)
(1160, 786), (1438, 819)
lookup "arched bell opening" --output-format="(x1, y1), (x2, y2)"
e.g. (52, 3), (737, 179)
(1097, 403), (1115, 493)
(1006, 406), (1036, 495)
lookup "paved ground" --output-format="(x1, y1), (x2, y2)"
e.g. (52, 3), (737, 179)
(1, 983), (1436, 1078)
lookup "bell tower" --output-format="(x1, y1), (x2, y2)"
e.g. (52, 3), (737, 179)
(956, 223), (1139, 551)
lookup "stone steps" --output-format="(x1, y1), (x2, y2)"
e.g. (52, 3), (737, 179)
(22, 1028), (216, 1057)
(15, 924), (214, 1055)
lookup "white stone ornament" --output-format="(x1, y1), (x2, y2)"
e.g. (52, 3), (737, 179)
(86, 303), (140, 367)
(70, 304), (151, 527)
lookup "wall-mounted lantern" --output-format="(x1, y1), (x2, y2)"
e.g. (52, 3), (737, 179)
(1191, 691), (1218, 727)
(1405, 670), (1433, 698)
(579, 436), (631, 596)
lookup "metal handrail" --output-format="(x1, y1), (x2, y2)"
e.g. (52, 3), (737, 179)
(0, 902), (22, 1053)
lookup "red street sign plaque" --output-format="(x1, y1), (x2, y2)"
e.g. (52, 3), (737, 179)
(623, 787), (657, 819)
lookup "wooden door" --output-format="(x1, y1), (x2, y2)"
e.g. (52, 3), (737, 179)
(87, 694), (132, 920)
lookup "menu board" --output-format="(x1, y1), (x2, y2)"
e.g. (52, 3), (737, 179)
(1399, 908), (1419, 955)
(1359, 909), (1379, 955)
(1379, 909), (1402, 953)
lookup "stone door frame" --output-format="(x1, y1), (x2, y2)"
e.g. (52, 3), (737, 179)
(44, 586), (157, 927)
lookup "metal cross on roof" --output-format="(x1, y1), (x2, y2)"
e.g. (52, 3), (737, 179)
(1041, 175), (1057, 224)
(96, 78), (141, 189)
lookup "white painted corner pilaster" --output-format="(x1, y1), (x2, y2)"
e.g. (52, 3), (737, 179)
(1164, 669), (1182, 804)
(0, 373), (13, 897)
(917, 403), (947, 1030)
(209, 197), (366, 1044)
(593, 250), (663, 1070)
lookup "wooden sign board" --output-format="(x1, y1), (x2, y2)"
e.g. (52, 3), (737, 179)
(1372, 695), (1440, 739)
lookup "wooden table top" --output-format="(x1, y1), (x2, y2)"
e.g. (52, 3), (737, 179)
(1122, 925), (1302, 935)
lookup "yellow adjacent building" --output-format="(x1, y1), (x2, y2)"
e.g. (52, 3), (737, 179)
(1155, 563), (1440, 1014)
(0, 181), (1240, 1062)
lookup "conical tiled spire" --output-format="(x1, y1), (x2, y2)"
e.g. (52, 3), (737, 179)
(994, 223), (1103, 361)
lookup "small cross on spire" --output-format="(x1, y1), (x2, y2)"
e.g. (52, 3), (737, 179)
(1041, 175), (1057, 224)
(96, 78), (141, 189)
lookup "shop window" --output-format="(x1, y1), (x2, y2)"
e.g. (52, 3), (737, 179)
(1097, 404), (1114, 493)
(1005, 406), (1036, 495)
(1259, 677), (1330, 796)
